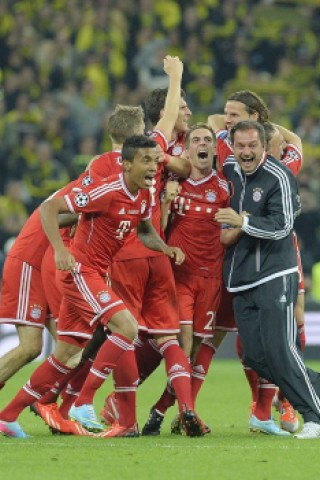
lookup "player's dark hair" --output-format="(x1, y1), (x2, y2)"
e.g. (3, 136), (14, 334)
(122, 135), (157, 162)
(262, 121), (277, 150)
(227, 90), (269, 123)
(230, 120), (266, 145)
(185, 123), (216, 147)
(144, 88), (186, 126)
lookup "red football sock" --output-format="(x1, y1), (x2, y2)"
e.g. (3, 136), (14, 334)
(0, 355), (72, 422)
(254, 378), (277, 421)
(236, 335), (259, 403)
(277, 389), (285, 403)
(152, 382), (176, 415)
(159, 339), (193, 412)
(113, 347), (139, 427)
(135, 338), (162, 383)
(38, 359), (89, 405)
(191, 339), (216, 404)
(75, 334), (133, 406)
(59, 359), (93, 418)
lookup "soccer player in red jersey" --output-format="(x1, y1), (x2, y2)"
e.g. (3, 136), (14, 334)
(0, 135), (186, 439)
(38, 104), (147, 419)
(208, 90), (270, 169)
(26, 105), (148, 428)
(0, 181), (80, 393)
(101, 57), (205, 437)
(40, 105), (146, 333)
(143, 124), (229, 434)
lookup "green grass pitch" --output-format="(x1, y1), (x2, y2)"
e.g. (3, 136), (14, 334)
(1, 357), (320, 480)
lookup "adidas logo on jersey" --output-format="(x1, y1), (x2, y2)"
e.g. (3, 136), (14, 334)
(168, 363), (184, 374)
(118, 207), (126, 214)
(279, 294), (287, 303)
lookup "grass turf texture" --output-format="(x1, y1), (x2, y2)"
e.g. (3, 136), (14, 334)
(1, 358), (320, 480)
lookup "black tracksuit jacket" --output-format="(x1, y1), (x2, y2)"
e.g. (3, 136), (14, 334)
(222, 154), (301, 292)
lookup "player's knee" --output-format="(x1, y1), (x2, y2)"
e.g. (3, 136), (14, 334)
(123, 314), (138, 341)
(119, 312), (138, 341)
(20, 343), (42, 362)
(109, 310), (138, 341)
(64, 349), (83, 368)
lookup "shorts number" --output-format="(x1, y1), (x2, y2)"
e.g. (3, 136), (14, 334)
(204, 311), (216, 331)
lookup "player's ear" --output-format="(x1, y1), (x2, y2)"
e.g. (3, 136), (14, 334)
(122, 160), (132, 173)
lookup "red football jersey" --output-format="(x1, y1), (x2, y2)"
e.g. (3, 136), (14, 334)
(75, 149), (123, 187)
(64, 173), (152, 276)
(280, 144), (302, 177)
(167, 170), (229, 278)
(216, 129), (232, 170)
(114, 130), (185, 261)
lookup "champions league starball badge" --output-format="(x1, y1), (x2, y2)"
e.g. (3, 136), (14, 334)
(74, 192), (89, 207)
(82, 175), (93, 187)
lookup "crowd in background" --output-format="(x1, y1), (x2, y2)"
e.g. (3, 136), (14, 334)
(0, 0), (320, 305)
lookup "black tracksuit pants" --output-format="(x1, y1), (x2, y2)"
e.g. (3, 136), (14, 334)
(234, 273), (320, 424)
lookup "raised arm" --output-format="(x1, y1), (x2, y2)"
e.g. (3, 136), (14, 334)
(272, 123), (302, 152)
(207, 114), (225, 134)
(165, 152), (191, 178)
(155, 56), (184, 140)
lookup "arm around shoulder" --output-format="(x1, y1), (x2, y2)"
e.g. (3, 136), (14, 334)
(208, 114), (225, 133)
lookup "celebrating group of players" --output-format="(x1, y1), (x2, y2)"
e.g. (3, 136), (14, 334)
(0, 55), (306, 439)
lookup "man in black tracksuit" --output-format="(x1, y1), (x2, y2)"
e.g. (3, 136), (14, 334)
(215, 120), (320, 439)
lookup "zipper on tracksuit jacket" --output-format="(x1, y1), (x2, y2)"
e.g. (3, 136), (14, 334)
(227, 173), (246, 289)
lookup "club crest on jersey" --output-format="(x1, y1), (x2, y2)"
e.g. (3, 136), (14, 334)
(141, 200), (147, 214)
(74, 192), (89, 207)
(98, 291), (111, 303)
(30, 304), (42, 319)
(206, 190), (217, 203)
(82, 175), (93, 187)
(253, 188), (263, 202)
(172, 145), (183, 156)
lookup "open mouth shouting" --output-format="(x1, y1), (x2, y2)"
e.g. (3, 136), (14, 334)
(198, 150), (209, 160)
(144, 173), (156, 188)
(240, 156), (255, 169)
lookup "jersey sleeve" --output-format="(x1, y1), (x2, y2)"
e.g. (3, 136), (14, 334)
(217, 173), (230, 206)
(149, 130), (169, 152)
(242, 170), (297, 240)
(64, 181), (112, 214)
(281, 145), (302, 177)
(89, 153), (119, 178)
